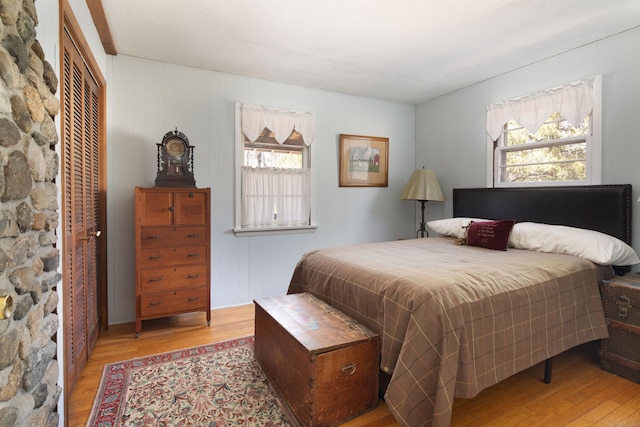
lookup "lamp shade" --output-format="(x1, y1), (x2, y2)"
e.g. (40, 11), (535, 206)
(400, 168), (444, 201)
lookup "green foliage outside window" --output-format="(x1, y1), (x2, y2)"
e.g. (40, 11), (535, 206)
(501, 112), (590, 183)
(244, 150), (302, 169)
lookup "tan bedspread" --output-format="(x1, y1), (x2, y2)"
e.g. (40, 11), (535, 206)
(287, 237), (611, 427)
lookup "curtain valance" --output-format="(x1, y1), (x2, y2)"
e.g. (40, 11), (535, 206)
(241, 103), (316, 146)
(486, 77), (595, 141)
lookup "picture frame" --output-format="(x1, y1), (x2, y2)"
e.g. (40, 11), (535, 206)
(339, 134), (389, 187)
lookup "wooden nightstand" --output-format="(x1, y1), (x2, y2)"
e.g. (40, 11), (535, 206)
(600, 274), (640, 383)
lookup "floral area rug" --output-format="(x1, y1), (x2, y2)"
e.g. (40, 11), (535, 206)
(87, 336), (299, 426)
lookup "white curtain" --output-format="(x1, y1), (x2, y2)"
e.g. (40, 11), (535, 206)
(486, 78), (594, 141)
(241, 103), (316, 146)
(241, 167), (311, 227)
(240, 103), (315, 228)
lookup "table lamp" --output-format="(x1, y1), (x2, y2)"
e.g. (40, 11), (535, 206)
(401, 167), (444, 237)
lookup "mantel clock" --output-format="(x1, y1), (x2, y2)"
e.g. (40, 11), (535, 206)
(155, 128), (196, 187)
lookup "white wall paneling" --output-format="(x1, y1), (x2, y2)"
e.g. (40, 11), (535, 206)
(107, 55), (417, 323)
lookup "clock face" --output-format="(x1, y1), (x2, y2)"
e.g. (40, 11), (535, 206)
(166, 138), (186, 157)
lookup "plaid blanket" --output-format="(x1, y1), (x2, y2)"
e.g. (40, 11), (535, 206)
(288, 237), (610, 426)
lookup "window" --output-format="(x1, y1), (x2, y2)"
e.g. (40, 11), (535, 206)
(487, 76), (601, 187)
(234, 103), (316, 236)
(498, 113), (590, 184)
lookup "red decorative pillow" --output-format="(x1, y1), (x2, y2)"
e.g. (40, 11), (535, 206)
(466, 219), (515, 251)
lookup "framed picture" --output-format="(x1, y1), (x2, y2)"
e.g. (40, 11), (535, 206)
(339, 134), (389, 187)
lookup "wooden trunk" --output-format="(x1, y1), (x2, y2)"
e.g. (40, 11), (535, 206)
(600, 274), (640, 383)
(254, 293), (379, 427)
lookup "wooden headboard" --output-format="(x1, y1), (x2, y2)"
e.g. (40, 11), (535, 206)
(453, 185), (632, 245)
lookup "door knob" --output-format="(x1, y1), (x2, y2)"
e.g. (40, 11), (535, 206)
(0, 295), (13, 319)
(80, 231), (102, 241)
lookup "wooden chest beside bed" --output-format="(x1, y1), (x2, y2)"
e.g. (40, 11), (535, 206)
(254, 293), (379, 427)
(600, 274), (640, 383)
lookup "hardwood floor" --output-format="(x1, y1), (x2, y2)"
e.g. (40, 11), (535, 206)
(69, 304), (640, 426)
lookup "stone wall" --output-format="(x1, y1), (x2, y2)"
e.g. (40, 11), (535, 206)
(0, 0), (61, 426)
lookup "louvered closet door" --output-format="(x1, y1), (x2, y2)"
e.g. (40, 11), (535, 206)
(61, 24), (106, 401)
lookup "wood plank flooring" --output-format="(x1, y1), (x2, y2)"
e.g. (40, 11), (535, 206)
(68, 304), (640, 426)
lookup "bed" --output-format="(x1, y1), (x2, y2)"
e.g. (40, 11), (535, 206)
(287, 184), (636, 427)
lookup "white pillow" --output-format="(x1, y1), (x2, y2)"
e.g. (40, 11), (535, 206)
(427, 217), (492, 239)
(510, 222), (640, 266)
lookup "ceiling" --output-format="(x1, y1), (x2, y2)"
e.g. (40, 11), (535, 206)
(93, 0), (640, 104)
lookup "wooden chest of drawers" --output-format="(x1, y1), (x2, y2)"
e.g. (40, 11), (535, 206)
(135, 187), (211, 336)
(254, 293), (379, 427)
(600, 274), (640, 383)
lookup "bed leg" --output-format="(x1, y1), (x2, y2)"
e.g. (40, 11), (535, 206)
(544, 358), (552, 384)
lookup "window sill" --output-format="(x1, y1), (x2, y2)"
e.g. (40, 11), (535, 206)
(233, 225), (317, 237)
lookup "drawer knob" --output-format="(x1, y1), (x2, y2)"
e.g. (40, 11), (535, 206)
(187, 233), (199, 238)
(148, 235), (161, 240)
(188, 297), (200, 302)
(341, 363), (357, 376)
(168, 206), (174, 212)
(616, 294), (631, 320)
(149, 278), (162, 282)
(149, 301), (162, 306)
(187, 274), (200, 279)
(187, 253), (200, 257)
(149, 255), (161, 260)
